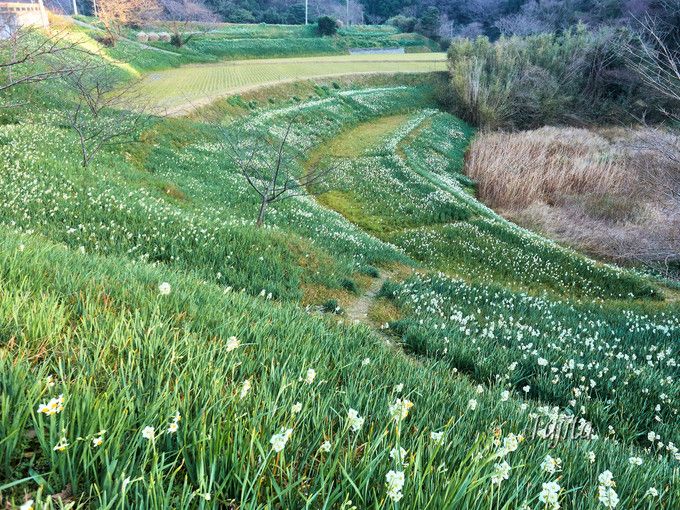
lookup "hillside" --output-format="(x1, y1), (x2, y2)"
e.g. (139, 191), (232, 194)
(0, 18), (678, 510)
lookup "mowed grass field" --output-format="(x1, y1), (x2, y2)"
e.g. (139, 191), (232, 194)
(139, 54), (447, 113)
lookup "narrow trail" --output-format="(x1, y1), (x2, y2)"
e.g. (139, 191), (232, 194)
(346, 271), (391, 325)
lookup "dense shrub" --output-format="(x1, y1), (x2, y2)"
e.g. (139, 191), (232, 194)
(387, 15), (416, 33)
(447, 25), (640, 129)
(317, 16), (338, 37)
(415, 6), (441, 40)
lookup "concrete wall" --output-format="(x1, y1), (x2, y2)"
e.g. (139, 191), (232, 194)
(0, 2), (49, 34)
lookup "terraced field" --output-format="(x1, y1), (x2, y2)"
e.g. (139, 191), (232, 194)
(3, 24), (679, 508)
(139, 53), (447, 114)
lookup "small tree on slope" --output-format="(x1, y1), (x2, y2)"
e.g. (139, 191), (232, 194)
(225, 117), (336, 227)
(58, 64), (155, 167)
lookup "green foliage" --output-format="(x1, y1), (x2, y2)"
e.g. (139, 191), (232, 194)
(360, 265), (380, 278)
(2, 231), (676, 508)
(341, 278), (359, 294)
(446, 25), (640, 129)
(387, 15), (417, 33)
(321, 298), (342, 313)
(416, 6), (441, 40)
(317, 16), (339, 37)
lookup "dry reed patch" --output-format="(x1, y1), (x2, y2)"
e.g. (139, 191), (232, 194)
(465, 126), (680, 275)
(465, 127), (631, 209)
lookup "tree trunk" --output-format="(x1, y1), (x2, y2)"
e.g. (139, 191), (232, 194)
(256, 198), (268, 227)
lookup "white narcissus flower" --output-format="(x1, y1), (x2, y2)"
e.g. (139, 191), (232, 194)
(598, 470), (615, 487)
(500, 390), (510, 402)
(497, 433), (520, 457)
(491, 461), (511, 485)
(226, 336), (241, 352)
(37, 394), (65, 416)
(141, 426), (155, 441)
(541, 455), (562, 474)
(319, 440), (332, 453)
(388, 398), (413, 422)
(628, 456), (643, 466)
(467, 399), (478, 411)
(158, 282), (171, 295)
(597, 470), (619, 509)
(598, 485), (619, 508)
(167, 422), (179, 434)
(430, 431), (444, 445)
(385, 470), (405, 502)
(92, 435), (104, 447)
(347, 408), (364, 432)
(53, 437), (69, 452)
(270, 428), (293, 453)
(240, 379), (251, 399)
(304, 368), (316, 385)
(538, 481), (561, 510)
(291, 402), (303, 414)
(20, 500), (34, 510)
(586, 451), (596, 463)
(645, 487), (659, 498)
(390, 446), (408, 466)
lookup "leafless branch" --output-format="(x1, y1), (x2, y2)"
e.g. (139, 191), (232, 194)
(0, 24), (94, 105)
(221, 116), (337, 226)
(626, 14), (680, 109)
(57, 64), (158, 167)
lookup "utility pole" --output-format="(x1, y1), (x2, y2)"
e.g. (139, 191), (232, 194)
(72, 0), (78, 16)
(36, 0), (48, 27)
(305, 0), (308, 25)
(92, 0), (98, 17)
(346, 0), (349, 26)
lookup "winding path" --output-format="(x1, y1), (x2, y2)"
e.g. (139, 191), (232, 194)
(346, 271), (391, 325)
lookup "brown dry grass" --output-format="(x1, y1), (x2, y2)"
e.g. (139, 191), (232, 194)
(465, 126), (680, 276)
(466, 127), (630, 209)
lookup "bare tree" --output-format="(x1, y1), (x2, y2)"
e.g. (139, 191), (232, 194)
(97, 0), (160, 45)
(0, 24), (91, 106)
(225, 118), (336, 227)
(159, 0), (217, 47)
(626, 13), (680, 121)
(58, 65), (154, 167)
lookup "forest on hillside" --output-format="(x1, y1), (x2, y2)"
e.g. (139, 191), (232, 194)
(52, 0), (680, 41)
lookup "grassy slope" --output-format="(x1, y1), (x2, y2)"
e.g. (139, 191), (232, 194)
(303, 102), (678, 442)
(1, 25), (678, 509)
